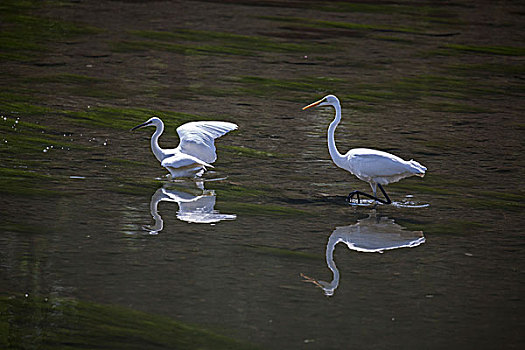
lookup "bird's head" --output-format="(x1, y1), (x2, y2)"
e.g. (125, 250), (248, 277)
(131, 116), (163, 131)
(301, 273), (336, 297)
(302, 94), (340, 110)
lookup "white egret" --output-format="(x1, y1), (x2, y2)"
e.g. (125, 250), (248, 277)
(143, 183), (236, 234)
(303, 95), (426, 204)
(302, 212), (426, 296)
(131, 117), (237, 178)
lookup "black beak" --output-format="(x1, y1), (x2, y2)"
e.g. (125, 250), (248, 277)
(131, 121), (151, 131)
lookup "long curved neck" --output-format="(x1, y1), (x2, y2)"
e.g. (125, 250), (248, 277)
(148, 189), (164, 233)
(151, 123), (165, 162)
(326, 235), (341, 286)
(328, 102), (347, 168)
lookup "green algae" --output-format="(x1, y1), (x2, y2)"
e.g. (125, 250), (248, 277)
(0, 294), (258, 350)
(223, 145), (290, 158)
(239, 75), (344, 91)
(259, 16), (433, 36)
(478, 191), (524, 202)
(108, 157), (148, 168)
(0, 101), (54, 115)
(112, 40), (253, 56)
(114, 27), (328, 57)
(0, 111), (89, 198)
(444, 44), (525, 56)
(65, 106), (207, 130)
(219, 201), (311, 217)
(218, 72), (505, 107)
(219, 75), (345, 100)
(0, 117), (47, 132)
(0, 0), (40, 13)
(0, 167), (50, 180)
(208, 183), (312, 217)
(0, 167), (62, 197)
(0, 1), (102, 62)
(458, 191), (525, 212)
(211, 183), (269, 201)
(129, 29), (322, 55)
(246, 245), (320, 260)
(416, 219), (485, 236)
(348, 73), (509, 108)
(392, 182), (458, 197)
(392, 174), (524, 212)
(0, 89), (37, 101)
(422, 101), (491, 114)
(445, 63), (525, 76)
(0, 116), (78, 154)
(391, 174), (473, 197)
(20, 73), (131, 100)
(372, 35), (414, 44)
(26, 73), (105, 84)
(3, 14), (101, 39)
(318, 2), (462, 20)
(319, 2), (412, 14)
(0, 133), (65, 153)
(109, 180), (162, 196)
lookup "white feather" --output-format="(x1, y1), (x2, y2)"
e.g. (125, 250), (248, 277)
(132, 117), (237, 178)
(303, 95), (427, 203)
(346, 148), (426, 185)
(176, 121), (238, 164)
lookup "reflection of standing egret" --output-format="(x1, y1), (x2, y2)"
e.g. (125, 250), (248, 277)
(302, 95), (426, 204)
(131, 117), (237, 178)
(143, 182), (236, 234)
(302, 212), (425, 296)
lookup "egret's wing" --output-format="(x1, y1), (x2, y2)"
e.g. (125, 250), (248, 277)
(177, 195), (237, 224)
(348, 149), (415, 178)
(178, 195), (216, 214)
(161, 188), (198, 202)
(161, 153), (213, 169)
(333, 216), (425, 253)
(176, 121), (238, 163)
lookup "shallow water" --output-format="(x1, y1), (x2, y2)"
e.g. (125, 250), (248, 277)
(1, 1), (524, 349)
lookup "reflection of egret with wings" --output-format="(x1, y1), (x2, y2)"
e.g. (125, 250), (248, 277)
(302, 211), (425, 296)
(143, 181), (236, 234)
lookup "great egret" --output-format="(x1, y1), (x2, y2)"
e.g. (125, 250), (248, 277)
(131, 117), (238, 178)
(143, 183), (236, 234)
(301, 212), (426, 296)
(302, 95), (426, 204)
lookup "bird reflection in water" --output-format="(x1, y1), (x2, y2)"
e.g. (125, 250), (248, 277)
(302, 211), (425, 296)
(143, 181), (236, 234)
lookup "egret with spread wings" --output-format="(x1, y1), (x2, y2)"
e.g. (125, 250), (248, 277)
(303, 95), (426, 204)
(131, 116), (237, 178)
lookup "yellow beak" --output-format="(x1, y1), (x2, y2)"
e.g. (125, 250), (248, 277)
(302, 99), (324, 110)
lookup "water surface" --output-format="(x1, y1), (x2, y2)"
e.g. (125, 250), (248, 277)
(1, 0), (524, 349)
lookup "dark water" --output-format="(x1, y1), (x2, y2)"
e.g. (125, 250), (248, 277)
(1, 1), (524, 349)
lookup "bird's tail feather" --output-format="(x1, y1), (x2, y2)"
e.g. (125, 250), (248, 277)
(197, 159), (214, 169)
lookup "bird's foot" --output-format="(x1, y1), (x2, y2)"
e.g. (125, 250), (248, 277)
(346, 191), (361, 204)
(346, 188), (391, 206)
(300, 273), (323, 288)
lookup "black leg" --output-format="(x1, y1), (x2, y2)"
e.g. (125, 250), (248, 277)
(346, 190), (375, 204)
(377, 184), (392, 204)
(346, 184), (391, 205)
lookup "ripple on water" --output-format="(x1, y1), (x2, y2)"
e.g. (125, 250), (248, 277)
(347, 196), (430, 208)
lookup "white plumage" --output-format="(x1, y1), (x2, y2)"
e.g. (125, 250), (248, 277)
(132, 117), (237, 178)
(345, 148), (426, 185)
(143, 184), (237, 233)
(302, 212), (425, 296)
(303, 95), (426, 204)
